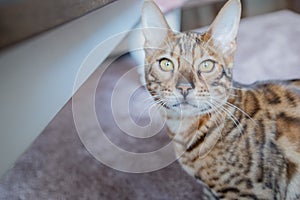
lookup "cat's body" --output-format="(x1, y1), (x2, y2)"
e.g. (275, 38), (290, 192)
(142, 0), (300, 199)
(168, 80), (300, 199)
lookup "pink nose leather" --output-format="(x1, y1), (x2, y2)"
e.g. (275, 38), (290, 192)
(177, 84), (193, 98)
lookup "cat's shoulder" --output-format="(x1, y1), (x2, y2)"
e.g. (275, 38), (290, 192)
(234, 79), (300, 97)
(233, 79), (300, 119)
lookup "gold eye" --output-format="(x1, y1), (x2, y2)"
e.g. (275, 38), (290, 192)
(159, 58), (174, 72)
(199, 60), (215, 73)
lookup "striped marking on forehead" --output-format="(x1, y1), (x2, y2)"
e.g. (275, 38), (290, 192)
(172, 32), (218, 56)
(171, 32), (201, 55)
(168, 32), (220, 67)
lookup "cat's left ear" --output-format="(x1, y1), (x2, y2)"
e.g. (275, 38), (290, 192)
(207, 0), (241, 53)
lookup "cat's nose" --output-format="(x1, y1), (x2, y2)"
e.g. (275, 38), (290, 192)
(176, 83), (193, 98)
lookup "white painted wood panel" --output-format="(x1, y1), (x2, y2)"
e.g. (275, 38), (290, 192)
(0, 0), (142, 178)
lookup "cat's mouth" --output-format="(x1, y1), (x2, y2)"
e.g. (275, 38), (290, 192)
(172, 102), (198, 108)
(172, 101), (212, 113)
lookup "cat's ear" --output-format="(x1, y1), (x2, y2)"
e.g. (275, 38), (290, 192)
(207, 0), (241, 53)
(142, 0), (171, 48)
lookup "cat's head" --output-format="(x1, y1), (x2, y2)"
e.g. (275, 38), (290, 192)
(142, 0), (241, 117)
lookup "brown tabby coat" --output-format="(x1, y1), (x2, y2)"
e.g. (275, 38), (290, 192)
(142, 0), (300, 199)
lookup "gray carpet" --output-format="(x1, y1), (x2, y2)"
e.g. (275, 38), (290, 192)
(0, 55), (204, 200)
(1, 10), (300, 200)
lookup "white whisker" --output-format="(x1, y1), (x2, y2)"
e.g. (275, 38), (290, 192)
(210, 100), (244, 137)
(212, 97), (257, 126)
(205, 101), (226, 143)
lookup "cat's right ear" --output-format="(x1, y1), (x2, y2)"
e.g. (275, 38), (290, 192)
(142, 0), (171, 48)
(207, 0), (241, 54)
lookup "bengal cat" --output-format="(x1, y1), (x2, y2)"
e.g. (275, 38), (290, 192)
(141, 0), (300, 199)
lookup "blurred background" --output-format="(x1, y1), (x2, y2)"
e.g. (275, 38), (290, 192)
(181, 0), (300, 30)
(1, 0), (300, 50)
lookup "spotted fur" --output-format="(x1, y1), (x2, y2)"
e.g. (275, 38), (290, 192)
(142, 0), (300, 199)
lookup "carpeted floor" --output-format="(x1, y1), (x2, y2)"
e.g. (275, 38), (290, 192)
(1, 10), (300, 200)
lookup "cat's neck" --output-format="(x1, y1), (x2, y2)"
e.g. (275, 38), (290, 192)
(164, 92), (239, 157)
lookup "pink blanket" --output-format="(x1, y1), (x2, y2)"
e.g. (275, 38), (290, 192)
(154, 0), (188, 12)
